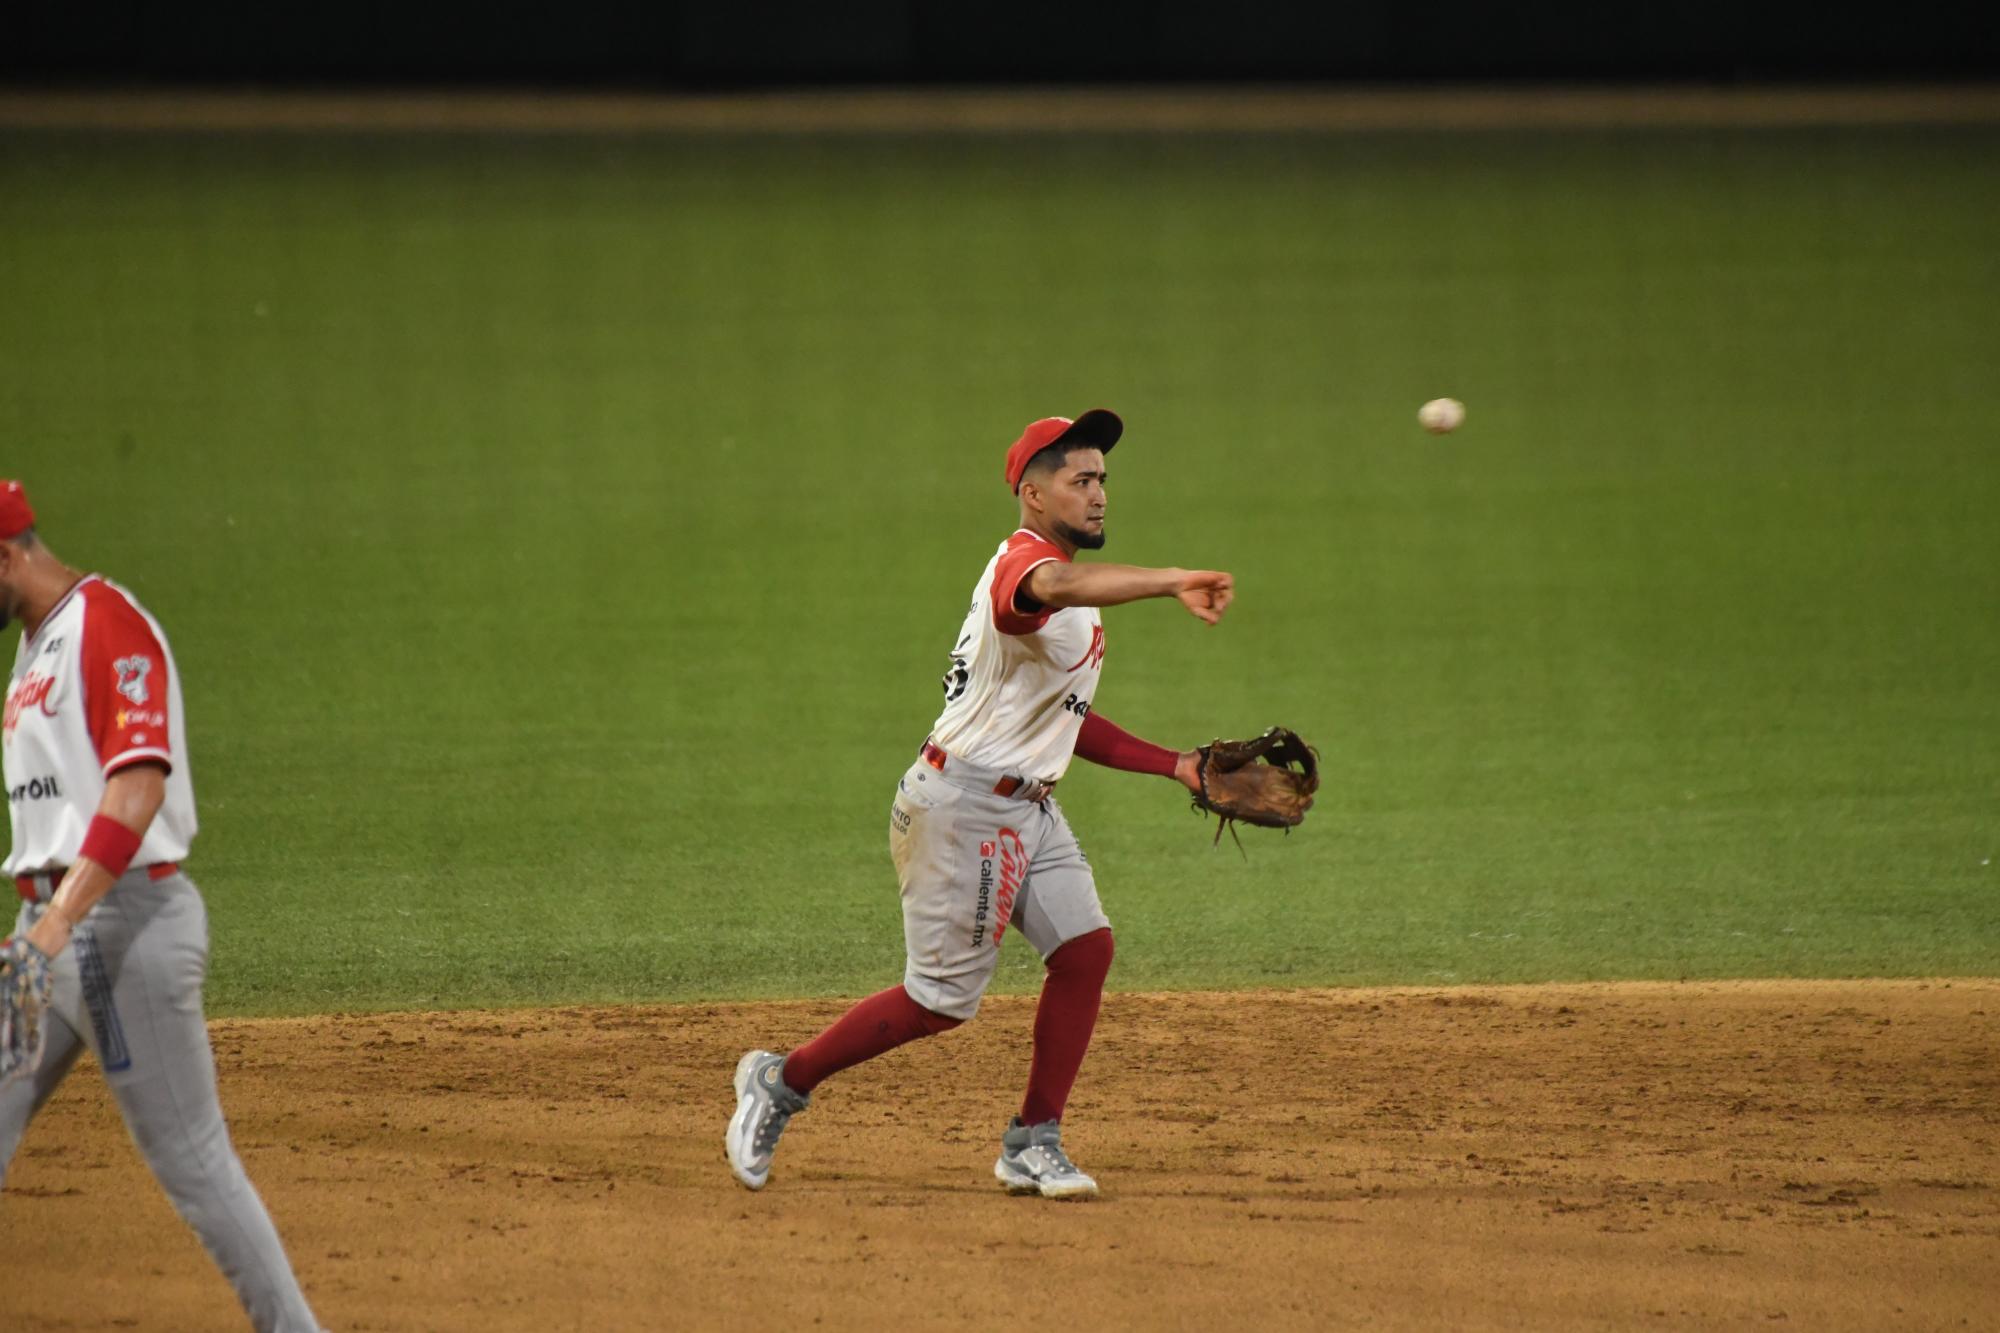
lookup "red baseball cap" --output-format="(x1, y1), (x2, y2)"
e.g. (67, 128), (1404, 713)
(0, 482), (33, 540)
(1003, 409), (1123, 492)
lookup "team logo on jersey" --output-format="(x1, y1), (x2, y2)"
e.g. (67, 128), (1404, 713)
(4, 673), (60, 735)
(1065, 624), (1106, 673)
(114, 655), (153, 705)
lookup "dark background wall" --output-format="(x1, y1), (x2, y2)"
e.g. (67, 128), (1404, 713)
(7, 1), (1999, 86)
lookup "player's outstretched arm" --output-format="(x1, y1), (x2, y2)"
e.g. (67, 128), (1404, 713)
(1074, 712), (1206, 792)
(24, 763), (167, 959)
(1025, 563), (1234, 625)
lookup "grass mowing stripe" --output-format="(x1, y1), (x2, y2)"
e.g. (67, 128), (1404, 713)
(2, 127), (1993, 1014)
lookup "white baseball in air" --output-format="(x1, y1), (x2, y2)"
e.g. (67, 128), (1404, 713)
(1418, 397), (1466, 434)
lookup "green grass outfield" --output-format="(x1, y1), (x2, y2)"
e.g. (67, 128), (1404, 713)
(3, 124), (1995, 1015)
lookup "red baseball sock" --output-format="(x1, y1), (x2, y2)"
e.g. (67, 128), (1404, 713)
(781, 985), (961, 1094)
(1019, 928), (1115, 1125)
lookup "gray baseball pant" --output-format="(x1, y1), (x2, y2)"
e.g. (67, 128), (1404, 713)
(0, 869), (322, 1333)
(892, 754), (1110, 1020)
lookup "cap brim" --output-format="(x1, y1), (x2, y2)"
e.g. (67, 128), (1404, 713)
(1055, 409), (1123, 453)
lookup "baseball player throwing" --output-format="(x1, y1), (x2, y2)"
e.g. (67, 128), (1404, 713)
(728, 410), (1234, 1198)
(0, 484), (324, 1331)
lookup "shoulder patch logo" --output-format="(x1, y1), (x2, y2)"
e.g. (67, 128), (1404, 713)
(114, 655), (153, 706)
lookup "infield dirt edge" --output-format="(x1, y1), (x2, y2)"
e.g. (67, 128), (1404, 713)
(7, 977), (1996, 1332)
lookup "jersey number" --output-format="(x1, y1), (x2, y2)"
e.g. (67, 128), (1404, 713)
(943, 658), (970, 702)
(941, 633), (972, 703)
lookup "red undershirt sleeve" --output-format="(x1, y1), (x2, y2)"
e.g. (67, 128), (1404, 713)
(1073, 710), (1180, 777)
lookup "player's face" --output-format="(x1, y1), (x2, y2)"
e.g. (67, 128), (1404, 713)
(1045, 449), (1108, 551)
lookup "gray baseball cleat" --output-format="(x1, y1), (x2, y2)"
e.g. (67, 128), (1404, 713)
(993, 1117), (1098, 1199)
(726, 1049), (809, 1190)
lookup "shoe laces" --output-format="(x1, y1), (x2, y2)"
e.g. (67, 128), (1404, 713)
(1030, 1142), (1081, 1176)
(753, 1075), (809, 1155)
(1016, 1123), (1080, 1176)
(753, 1104), (794, 1156)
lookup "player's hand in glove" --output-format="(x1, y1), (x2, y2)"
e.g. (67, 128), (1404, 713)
(0, 934), (54, 1088)
(1184, 726), (1320, 849)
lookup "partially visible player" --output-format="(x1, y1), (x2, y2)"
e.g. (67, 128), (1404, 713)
(0, 482), (325, 1332)
(727, 410), (1231, 1198)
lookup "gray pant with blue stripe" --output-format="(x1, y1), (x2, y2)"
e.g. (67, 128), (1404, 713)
(0, 870), (321, 1333)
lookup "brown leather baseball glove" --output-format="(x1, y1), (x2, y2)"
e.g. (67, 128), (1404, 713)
(1191, 727), (1320, 848)
(0, 935), (53, 1088)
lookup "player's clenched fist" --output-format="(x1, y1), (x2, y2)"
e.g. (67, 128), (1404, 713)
(1176, 570), (1234, 625)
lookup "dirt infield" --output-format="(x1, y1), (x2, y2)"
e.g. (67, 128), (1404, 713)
(6, 980), (1997, 1331)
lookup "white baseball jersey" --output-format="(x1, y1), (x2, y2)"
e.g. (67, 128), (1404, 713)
(929, 530), (1106, 783)
(3, 574), (196, 875)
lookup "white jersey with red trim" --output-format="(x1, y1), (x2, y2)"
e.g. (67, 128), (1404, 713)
(3, 574), (197, 874)
(929, 530), (1105, 783)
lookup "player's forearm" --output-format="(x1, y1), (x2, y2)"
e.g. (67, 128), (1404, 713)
(1074, 711), (1181, 777)
(1032, 562), (1186, 610)
(98, 763), (168, 834)
(27, 861), (114, 955)
(26, 766), (166, 956)
(1073, 713), (1205, 793)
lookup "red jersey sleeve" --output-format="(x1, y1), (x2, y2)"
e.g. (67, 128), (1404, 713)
(989, 534), (1068, 636)
(79, 583), (174, 777)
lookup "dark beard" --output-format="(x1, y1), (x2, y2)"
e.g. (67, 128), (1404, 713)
(1054, 519), (1105, 551)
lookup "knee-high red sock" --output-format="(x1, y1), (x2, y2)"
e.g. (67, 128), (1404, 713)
(1020, 928), (1114, 1125)
(781, 985), (961, 1094)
